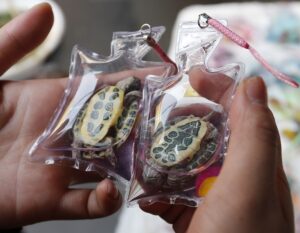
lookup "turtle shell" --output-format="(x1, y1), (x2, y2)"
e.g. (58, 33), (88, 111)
(73, 103), (87, 142)
(185, 123), (218, 171)
(78, 86), (124, 145)
(114, 99), (139, 147)
(142, 116), (219, 191)
(150, 116), (208, 167)
(72, 77), (142, 161)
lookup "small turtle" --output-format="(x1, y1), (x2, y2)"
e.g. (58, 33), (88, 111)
(73, 76), (142, 161)
(150, 116), (208, 167)
(143, 115), (219, 190)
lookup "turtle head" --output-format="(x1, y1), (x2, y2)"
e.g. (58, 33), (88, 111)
(116, 76), (141, 94)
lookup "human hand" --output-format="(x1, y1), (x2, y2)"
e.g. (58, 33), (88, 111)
(0, 3), (122, 229)
(141, 69), (294, 233)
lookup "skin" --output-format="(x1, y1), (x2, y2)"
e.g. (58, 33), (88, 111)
(0, 2), (294, 233)
(142, 69), (295, 233)
(0, 3), (170, 229)
(0, 3), (123, 229)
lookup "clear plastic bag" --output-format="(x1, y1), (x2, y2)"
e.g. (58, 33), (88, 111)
(29, 26), (173, 184)
(127, 20), (244, 206)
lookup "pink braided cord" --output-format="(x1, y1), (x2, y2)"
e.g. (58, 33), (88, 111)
(208, 18), (249, 49)
(207, 17), (299, 88)
(249, 46), (299, 88)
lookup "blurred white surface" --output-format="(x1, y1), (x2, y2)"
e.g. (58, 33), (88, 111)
(115, 206), (173, 233)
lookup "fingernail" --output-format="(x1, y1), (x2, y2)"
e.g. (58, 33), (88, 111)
(245, 77), (267, 105)
(106, 181), (119, 200)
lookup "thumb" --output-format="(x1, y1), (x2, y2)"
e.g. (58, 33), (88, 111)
(219, 77), (281, 195)
(188, 77), (293, 233)
(0, 3), (53, 76)
(54, 179), (122, 220)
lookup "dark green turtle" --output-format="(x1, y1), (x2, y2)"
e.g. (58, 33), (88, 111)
(143, 115), (219, 189)
(150, 116), (209, 167)
(73, 76), (141, 160)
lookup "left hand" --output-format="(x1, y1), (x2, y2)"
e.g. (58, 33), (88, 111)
(0, 3), (122, 229)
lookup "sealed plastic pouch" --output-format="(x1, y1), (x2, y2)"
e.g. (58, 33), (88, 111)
(127, 20), (244, 206)
(29, 26), (173, 184)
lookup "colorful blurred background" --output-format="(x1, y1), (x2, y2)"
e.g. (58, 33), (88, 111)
(1, 0), (299, 232)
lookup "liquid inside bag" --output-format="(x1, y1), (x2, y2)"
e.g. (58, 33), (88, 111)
(127, 20), (244, 206)
(29, 26), (173, 184)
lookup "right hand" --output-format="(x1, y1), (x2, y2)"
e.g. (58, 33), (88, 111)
(142, 69), (294, 233)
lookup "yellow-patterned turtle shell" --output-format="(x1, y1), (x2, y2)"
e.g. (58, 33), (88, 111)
(79, 86), (125, 145)
(73, 76), (141, 159)
(143, 115), (219, 190)
(150, 116), (208, 167)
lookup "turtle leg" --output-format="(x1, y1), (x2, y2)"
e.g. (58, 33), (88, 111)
(166, 172), (195, 190)
(73, 103), (88, 142)
(142, 158), (167, 189)
(82, 150), (94, 159)
(186, 124), (218, 171)
(76, 137), (117, 166)
(165, 122), (218, 189)
(114, 91), (141, 147)
(85, 137), (113, 157)
(116, 76), (141, 94)
(94, 137), (116, 166)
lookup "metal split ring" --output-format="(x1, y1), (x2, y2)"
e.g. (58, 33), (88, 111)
(198, 13), (211, 29)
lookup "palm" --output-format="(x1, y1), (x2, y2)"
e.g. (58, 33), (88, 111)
(0, 5), (123, 228)
(0, 79), (78, 225)
(0, 77), (123, 229)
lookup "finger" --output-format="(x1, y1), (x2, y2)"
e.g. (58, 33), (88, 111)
(188, 77), (287, 233)
(70, 173), (103, 186)
(219, 77), (280, 196)
(56, 179), (122, 219)
(0, 3), (53, 75)
(160, 205), (189, 224)
(140, 202), (195, 233)
(139, 202), (171, 216)
(173, 208), (195, 233)
(68, 169), (103, 185)
(277, 167), (294, 230)
(188, 67), (234, 107)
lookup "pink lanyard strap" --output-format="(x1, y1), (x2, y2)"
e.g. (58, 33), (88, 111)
(146, 36), (178, 74)
(141, 24), (178, 74)
(198, 13), (299, 88)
